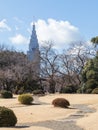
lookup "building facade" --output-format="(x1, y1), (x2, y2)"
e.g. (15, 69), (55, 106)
(27, 23), (40, 74)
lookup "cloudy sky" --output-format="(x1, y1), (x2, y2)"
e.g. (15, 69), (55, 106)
(0, 0), (98, 52)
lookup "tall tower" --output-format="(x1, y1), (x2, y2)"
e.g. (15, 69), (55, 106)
(27, 23), (40, 74)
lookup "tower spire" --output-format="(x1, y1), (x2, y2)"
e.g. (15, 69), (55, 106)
(27, 19), (39, 56)
(33, 16), (35, 26)
(32, 16), (36, 33)
(27, 19), (40, 74)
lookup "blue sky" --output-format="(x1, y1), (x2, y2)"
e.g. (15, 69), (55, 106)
(0, 0), (98, 52)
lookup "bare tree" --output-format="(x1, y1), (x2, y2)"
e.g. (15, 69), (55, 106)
(40, 42), (60, 93)
(59, 42), (93, 87)
(0, 41), (95, 93)
(0, 49), (40, 93)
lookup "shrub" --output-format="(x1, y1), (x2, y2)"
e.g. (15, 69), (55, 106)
(18, 94), (33, 105)
(14, 86), (24, 95)
(92, 88), (98, 94)
(67, 84), (77, 92)
(76, 88), (82, 93)
(33, 89), (45, 95)
(0, 90), (13, 98)
(0, 106), (17, 127)
(60, 85), (77, 93)
(52, 98), (70, 108)
(60, 87), (73, 93)
(76, 85), (86, 93)
(85, 79), (98, 89)
(85, 88), (93, 94)
(17, 89), (24, 95)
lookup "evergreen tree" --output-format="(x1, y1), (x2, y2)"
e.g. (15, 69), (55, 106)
(91, 36), (98, 48)
(81, 54), (98, 93)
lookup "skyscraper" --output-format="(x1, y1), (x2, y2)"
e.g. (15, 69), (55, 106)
(27, 23), (40, 74)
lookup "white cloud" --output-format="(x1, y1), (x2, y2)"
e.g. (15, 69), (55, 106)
(13, 17), (23, 23)
(9, 34), (28, 45)
(0, 19), (11, 31)
(31, 19), (83, 49)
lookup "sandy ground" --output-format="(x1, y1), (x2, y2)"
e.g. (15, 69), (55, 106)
(0, 94), (98, 130)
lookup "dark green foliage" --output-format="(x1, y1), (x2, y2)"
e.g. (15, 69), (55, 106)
(18, 94), (33, 105)
(33, 89), (45, 95)
(82, 71), (87, 82)
(60, 86), (73, 93)
(81, 59), (94, 81)
(85, 79), (98, 90)
(52, 98), (70, 108)
(92, 88), (98, 94)
(81, 55), (98, 93)
(0, 90), (13, 98)
(77, 88), (82, 93)
(78, 79), (98, 94)
(86, 70), (98, 80)
(77, 86), (86, 93)
(60, 84), (77, 93)
(86, 89), (93, 94)
(0, 106), (17, 127)
(91, 36), (98, 47)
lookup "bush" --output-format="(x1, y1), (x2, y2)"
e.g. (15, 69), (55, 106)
(76, 88), (82, 93)
(14, 86), (24, 95)
(85, 88), (93, 94)
(85, 79), (98, 89)
(0, 90), (13, 98)
(33, 89), (45, 95)
(77, 86), (86, 93)
(18, 94), (33, 105)
(60, 85), (77, 93)
(0, 106), (17, 127)
(92, 88), (98, 94)
(60, 87), (73, 93)
(52, 98), (70, 108)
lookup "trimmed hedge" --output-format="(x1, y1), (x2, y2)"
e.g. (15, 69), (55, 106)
(52, 98), (70, 108)
(0, 106), (17, 127)
(0, 90), (13, 98)
(18, 94), (33, 105)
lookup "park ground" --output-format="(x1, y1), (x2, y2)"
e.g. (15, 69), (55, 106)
(0, 94), (98, 130)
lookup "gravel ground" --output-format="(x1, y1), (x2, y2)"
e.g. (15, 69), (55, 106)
(16, 103), (95, 130)
(17, 120), (83, 130)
